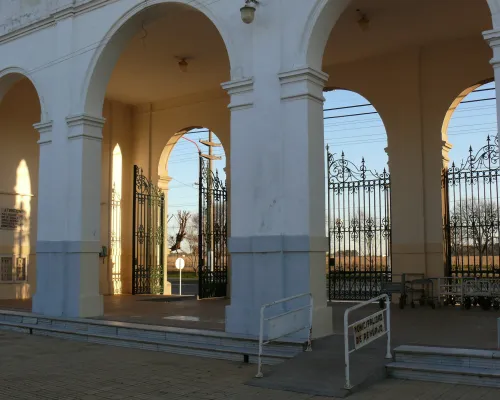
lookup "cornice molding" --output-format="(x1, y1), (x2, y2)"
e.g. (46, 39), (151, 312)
(33, 120), (53, 146)
(221, 77), (254, 111)
(483, 28), (500, 67)
(0, 0), (118, 45)
(157, 176), (173, 190)
(442, 140), (453, 164)
(278, 67), (328, 104)
(66, 113), (106, 141)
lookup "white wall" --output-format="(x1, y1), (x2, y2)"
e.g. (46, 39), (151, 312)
(0, 78), (40, 299)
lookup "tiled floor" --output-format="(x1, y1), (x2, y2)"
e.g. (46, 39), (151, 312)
(1, 331), (499, 400)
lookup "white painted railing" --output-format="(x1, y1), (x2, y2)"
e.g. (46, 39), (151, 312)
(344, 294), (392, 390)
(255, 293), (313, 378)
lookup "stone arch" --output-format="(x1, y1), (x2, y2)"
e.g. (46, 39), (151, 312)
(81, 0), (235, 117)
(487, 0), (500, 27)
(0, 67), (48, 122)
(302, 0), (494, 71)
(442, 78), (494, 143)
(157, 126), (227, 179)
(299, 0), (352, 70)
(324, 87), (390, 166)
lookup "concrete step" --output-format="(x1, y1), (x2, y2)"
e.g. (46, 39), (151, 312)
(394, 345), (500, 369)
(387, 362), (500, 388)
(387, 345), (500, 388)
(0, 310), (304, 365)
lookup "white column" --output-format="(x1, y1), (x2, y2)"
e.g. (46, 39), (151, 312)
(158, 176), (172, 295)
(62, 114), (104, 317)
(32, 121), (63, 315)
(484, 28), (500, 150)
(222, 67), (332, 339)
(33, 114), (104, 317)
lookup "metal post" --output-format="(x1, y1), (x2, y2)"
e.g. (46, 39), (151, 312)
(326, 145), (332, 301)
(344, 307), (351, 389)
(208, 131), (214, 272)
(385, 300), (392, 359)
(255, 305), (265, 378)
(160, 193), (165, 295)
(198, 155), (203, 299)
(132, 166), (138, 295)
(306, 295), (313, 352)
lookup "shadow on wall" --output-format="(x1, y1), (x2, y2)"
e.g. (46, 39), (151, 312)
(0, 160), (33, 300)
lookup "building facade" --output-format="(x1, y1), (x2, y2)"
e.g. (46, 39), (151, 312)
(1, 0), (500, 339)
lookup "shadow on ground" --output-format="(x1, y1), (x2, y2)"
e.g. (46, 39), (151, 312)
(247, 334), (389, 398)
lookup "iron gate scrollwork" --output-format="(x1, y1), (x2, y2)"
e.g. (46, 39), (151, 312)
(198, 157), (228, 299)
(327, 148), (392, 301)
(110, 185), (122, 294)
(132, 165), (165, 295)
(443, 136), (500, 278)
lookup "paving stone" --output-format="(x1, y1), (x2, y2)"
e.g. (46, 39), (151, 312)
(0, 331), (499, 400)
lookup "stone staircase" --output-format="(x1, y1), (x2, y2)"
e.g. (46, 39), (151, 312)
(387, 345), (500, 388)
(0, 310), (304, 365)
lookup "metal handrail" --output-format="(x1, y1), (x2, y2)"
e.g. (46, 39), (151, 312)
(256, 293), (313, 378)
(344, 294), (392, 389)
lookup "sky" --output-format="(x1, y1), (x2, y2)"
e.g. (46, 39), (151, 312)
(166, 82), (498, 237)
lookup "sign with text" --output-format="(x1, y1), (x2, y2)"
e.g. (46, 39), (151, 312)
(353, 310), (386, 349)
(0, 208), (25, 230)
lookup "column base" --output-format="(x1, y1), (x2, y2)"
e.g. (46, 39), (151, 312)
(33, 241), (104, 318)
(164, 281), (172, 296)
(225, 235), (333, 341)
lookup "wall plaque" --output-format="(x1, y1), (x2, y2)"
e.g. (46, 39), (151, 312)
(0, 208), (25, 230)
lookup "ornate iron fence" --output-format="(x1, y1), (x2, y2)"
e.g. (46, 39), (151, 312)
(326, 148), (392, 300)
(132, 166), (165, 295)
(198, 157), (228, 299)
(442, 136), (500, 278)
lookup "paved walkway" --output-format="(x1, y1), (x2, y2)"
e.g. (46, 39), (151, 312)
(1, 331), (500, 400)
(1, 296), (498, 348)
(0, 296), (228, 331)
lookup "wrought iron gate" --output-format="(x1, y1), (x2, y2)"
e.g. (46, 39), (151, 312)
(443, 136), (500, 278)
(198, 157), (228, 299)
(327, 148), (392, 300)
(132, 165), (165, 295)
(110, 185), (122, 294)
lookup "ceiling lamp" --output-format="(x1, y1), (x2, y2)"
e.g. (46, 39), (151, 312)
(356, 9), (370, 31)
(176, 57), (189, 73)
(241, 0), (259, 24)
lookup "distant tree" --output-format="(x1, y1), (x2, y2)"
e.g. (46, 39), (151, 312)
(185, 213), (199, 275)
(169, 210), (191, 252)
(450, 200), (499, 266)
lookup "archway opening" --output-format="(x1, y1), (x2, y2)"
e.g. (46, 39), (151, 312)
(442, 80), (499, 279)
(324, 89), (390, 301)
(312, 0), (493, 297)
(159, 127), (227, 297)
(110, 144), (123, 294)
(85, 2), (231, 301)
(0, 75), (42, 300)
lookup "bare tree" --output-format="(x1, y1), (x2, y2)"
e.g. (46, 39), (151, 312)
(169, 210), (191, 252)
(450, 200), (498, 267)
(185, 213), (199, 275)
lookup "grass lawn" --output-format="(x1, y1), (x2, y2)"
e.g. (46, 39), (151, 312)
(168, 271), (198, 280)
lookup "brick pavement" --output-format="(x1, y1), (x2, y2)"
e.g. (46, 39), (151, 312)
(1, 331), (500, 399)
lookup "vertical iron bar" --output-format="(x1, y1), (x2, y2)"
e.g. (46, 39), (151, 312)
(327, 147), (332, 301)
(132, 166), (138, 295)
(198, 155), (204, 298)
